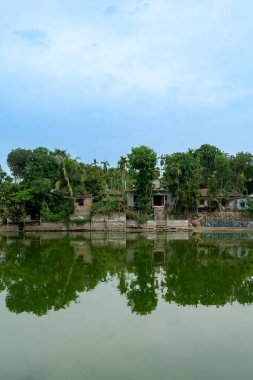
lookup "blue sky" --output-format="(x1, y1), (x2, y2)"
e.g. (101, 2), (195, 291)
(1, 0), (253, 168)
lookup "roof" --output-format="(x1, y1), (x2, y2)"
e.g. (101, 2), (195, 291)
(108, 189), (124, 195)
(199, 188), (243, 198)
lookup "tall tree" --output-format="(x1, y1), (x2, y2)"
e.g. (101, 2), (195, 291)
(101, 161), (110, 173)
(118, 156), (128, 191)
(127, 146), (157, 204)
(208, 154), (233, 211)
(7, 148), (33, 181)
(163, 150), (202, 213)
(195, 144), (222, 187)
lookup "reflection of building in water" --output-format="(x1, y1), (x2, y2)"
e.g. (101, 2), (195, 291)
(227, 246), (249, 258)
(126, 249), (135, 263)
(153, 237), (166, 263)
(197, 247), (209, 255)
(91, 233), (126, 249)
(70, 241), (92, 264)
(197, 242), (252, 259)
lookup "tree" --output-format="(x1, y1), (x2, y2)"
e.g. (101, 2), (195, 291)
(54, 153), (85, 198)
(230, 152), (253, 194)
(7, 147), (59, 185)
(163, 150), (202, 213)
(195, 144), (222, 187)
(208, 154), (232, 211)
(7, 148), (33, 181)
(0, 166), (12, 184)
(5, 148), (84, 222)
(84, 164), (106, 201)
(127, 146), (157, 205)
(118, 156), (128, 191)
(101, 161), (110, 173)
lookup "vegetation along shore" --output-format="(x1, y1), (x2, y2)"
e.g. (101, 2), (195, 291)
(1, 144), (253, 231)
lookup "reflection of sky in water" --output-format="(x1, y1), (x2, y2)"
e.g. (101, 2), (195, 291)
(1, 287), (253, 380)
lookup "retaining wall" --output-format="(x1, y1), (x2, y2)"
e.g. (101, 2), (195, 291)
(201, 220), (253, 228)
(0, 213), (191, 232)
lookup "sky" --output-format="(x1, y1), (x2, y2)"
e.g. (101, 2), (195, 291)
(1, 0), (253, 167)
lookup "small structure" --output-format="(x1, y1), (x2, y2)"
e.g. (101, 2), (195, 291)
(127, 180), (172, 209)
(74, 195), (93, 219)
(198, 188), (244, 211)
(228, 194), (253, 211)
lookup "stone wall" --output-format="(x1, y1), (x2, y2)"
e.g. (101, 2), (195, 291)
(201, 220), (253, 228)
(91, 212), (126, 231)
(0, 212), (191, 232)
(24, 222), (90, 232)
(167, 220), (189, 229)
(198, 211), (253, 228)
(0, 225), (19, 233)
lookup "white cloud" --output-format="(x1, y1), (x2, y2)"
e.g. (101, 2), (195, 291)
(0, 0), (253, 108)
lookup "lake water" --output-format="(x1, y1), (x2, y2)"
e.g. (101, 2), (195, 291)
(1, 232), (253, 380)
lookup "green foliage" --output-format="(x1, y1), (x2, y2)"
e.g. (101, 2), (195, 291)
(0, 165), (12, 183)
(230, 152), (253, 194)
(246, 198), (253, 216)
(163, 150), (202, 213)
(194, 144), (222, 186)
(207, 154), (233, 210)
(84, 164), (106, 200)
(0, 182), (27, 222)
(55, 153), (86, 197)
(126, 207), (153, 223)
(91, 194), (126, 213)
(41, 197), (75, 224)
(127, 146), (157, 208)
(7, 147), (59, 184)
(7, 148), (33, 180)
(5, 147), (85, 222)
(3, 143), (253, 222)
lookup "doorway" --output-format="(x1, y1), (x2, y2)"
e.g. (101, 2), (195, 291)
(153, 195), (164, 206)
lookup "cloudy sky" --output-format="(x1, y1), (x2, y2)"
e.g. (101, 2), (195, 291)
(1, 0), (253, 166)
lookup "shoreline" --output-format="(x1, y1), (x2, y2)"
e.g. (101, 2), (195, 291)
(2, 223), (253, 234)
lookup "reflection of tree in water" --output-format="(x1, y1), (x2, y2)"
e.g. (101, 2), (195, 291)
(1, 234), (253, 316)
(162, 240), (253, 307)
(0, 237), (85, 315)
(121, 239), (159, 315)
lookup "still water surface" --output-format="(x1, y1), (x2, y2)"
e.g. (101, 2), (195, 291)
(1, 232), (253, 380)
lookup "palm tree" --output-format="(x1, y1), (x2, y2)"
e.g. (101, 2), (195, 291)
(91, 159), (98, 167)
(101, 161), (110, 173)
(55, 154), (85, 198)
(118, 156), (127, 191)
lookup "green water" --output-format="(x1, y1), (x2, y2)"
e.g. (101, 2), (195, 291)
(1, 232), (253, 380)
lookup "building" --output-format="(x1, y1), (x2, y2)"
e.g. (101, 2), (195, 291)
(198, 188), (244, 211)
(127, 180), (172, 209)
(74, 195), (93, 218)
(228, 194), (253, 211)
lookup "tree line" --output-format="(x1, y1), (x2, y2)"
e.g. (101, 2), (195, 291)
(1, 144), (253, 222)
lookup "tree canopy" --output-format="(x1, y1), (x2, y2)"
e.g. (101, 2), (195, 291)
(1, 143), (253, 221)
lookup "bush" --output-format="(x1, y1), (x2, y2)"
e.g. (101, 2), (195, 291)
(41, 197), (75, 225)
(91, 195), (126, 214)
